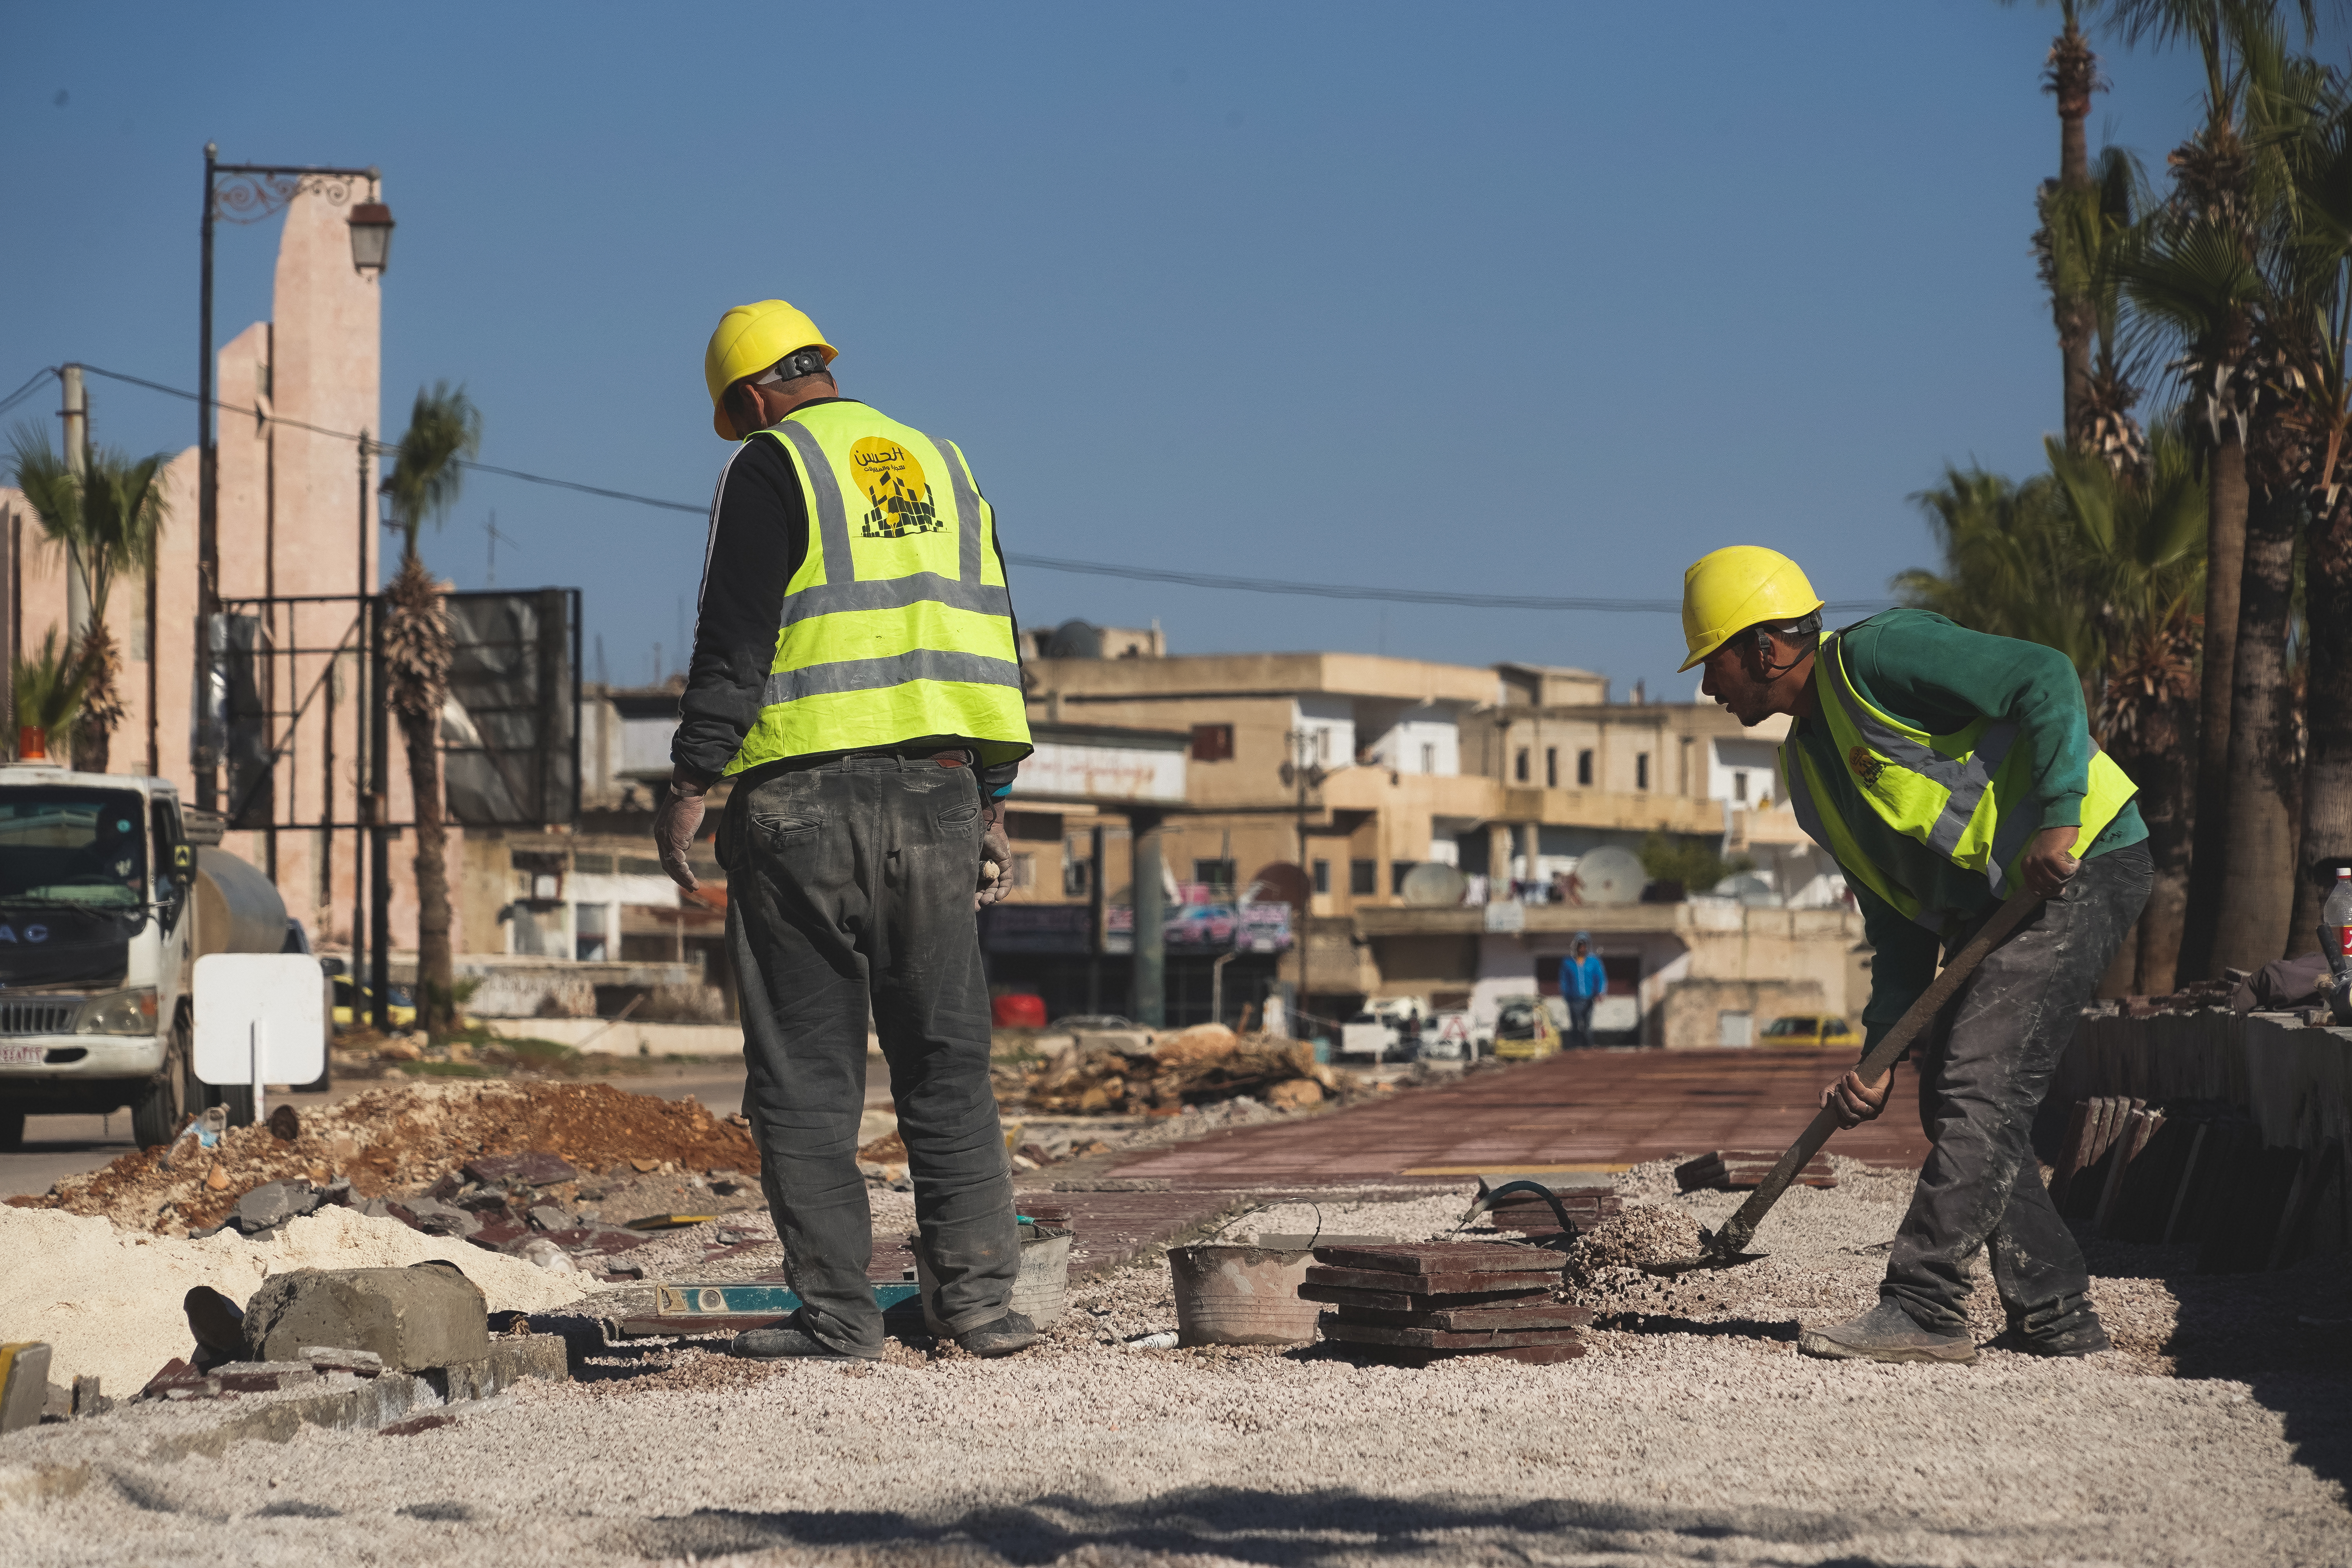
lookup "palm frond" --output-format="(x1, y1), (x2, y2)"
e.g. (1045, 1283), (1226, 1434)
(383, 382), (483, 561)
(11, 627), (92, 737)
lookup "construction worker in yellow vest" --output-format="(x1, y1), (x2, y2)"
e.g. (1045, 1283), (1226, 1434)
(1680, 546), (2148, 1365)
(653, 299), (1036, 1361)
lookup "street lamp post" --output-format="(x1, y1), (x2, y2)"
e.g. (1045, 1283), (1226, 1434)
(196, 144), (391, 811)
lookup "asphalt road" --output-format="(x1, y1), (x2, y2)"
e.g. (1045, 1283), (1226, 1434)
(0, 1061), (762, 1202)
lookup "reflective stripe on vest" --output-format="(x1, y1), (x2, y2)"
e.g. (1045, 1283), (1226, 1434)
(1777, 626), (2137, 934)
(726, 404), (1032, 775)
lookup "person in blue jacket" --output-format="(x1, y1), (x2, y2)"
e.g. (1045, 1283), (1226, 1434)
(1558, 933), (1605, 1047)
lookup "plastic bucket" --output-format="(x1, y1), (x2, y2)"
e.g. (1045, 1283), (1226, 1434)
(1169, 1243), (1319, 1346)
(911, 1223), (1071, 1335)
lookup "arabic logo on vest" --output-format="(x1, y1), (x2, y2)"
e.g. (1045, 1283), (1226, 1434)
(849, 438), (942, 539)
(0, 924), (50, 944)
(1847, 745), (1889, 792)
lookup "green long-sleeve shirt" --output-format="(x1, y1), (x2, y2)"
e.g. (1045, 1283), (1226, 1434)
(1785, 610), (2145, 1052)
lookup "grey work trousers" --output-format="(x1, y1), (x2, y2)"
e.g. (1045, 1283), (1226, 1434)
(721, 752), (1019, 1354)
(1882, 840), (2152, 1336)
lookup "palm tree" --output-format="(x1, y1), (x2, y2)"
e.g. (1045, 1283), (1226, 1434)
(380, 383), (481, 1036)
(5, 426), (170, 772)
(2107, 0), (2320, 976)
(2034, 1), (2108, 447)
(2045, 426), (2209, 988)
(10, 628), (93, 761)
(1895, 466), (2100, 676)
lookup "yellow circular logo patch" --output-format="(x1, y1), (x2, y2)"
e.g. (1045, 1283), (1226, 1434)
(849, 437), (940, 539)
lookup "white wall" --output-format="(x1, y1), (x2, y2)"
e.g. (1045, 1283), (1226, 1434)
(1294, 695), (1355, 770)
(1711, 737), (1782, 806)
(1365, 703), (1460, 776)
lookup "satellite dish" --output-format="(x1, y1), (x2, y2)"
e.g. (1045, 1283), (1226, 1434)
(1571, 846), (1646, 906)
(1400, 864), (1469, 907)
(1044, 620), (1103, 659)
(1713, 872), (1779, 907)
(1246, 862), (1311, 910)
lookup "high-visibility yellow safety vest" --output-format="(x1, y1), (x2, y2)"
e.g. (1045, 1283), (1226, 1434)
(728, 402), (1032, 775)
(1778, 628), (2137, 937)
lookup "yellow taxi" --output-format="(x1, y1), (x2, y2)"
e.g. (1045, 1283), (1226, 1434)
(332, 976), (418, 1031)
(1491, 995), (1561, 1060)
(1758, 1014), (1857, 1048)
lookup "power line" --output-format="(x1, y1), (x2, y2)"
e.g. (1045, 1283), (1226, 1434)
(49, 363), (1891, 614)
(0, 368), (57, 422)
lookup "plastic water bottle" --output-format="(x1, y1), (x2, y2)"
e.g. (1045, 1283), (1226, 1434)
(2327, 867), (2352, 971)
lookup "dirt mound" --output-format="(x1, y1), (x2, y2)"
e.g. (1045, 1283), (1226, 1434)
(1563, 1205), (1704, 1282)
(11, 1081), (759, 1234)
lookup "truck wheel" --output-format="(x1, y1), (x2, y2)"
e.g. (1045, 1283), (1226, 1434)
(0, 1109), (24, 1152)
(129, 1016), (194, 1149)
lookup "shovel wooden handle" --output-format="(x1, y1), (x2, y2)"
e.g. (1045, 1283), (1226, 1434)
(1707, 886), (2044, 1258)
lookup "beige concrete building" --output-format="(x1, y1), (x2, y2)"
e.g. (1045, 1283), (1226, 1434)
(994, 634), (1858, 1044)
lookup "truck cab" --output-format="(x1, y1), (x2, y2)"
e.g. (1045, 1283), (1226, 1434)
(0, 764), (200, 1150)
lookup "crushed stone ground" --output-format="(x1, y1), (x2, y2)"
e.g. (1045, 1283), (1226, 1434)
(7, 1160), (2349, 1566)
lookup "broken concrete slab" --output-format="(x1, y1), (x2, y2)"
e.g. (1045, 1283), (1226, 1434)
(385, 1198), (479, 1239)
(0, 1343), (51, 1434)
(241, 1264), (490, 1372)
(232, 1179), (325, 1236)
(463, 1152), (577, 1188)
(300, 1347), (384, 1378)
(212, 1361), (321, 1394)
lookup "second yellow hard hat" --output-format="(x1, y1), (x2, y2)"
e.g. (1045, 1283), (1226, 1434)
(704, 299), (837, 440)
(1678, 546), (1826, 671)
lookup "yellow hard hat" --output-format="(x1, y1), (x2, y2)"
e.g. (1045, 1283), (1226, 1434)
(1678, 546), (1826, 671)
(703, 299), (837, 440)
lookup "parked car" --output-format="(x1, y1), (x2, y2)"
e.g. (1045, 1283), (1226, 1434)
(1759, 1014), (1857, 1048)
(332, 976), (417, 1031)
(1491, 994), (1560, 1060)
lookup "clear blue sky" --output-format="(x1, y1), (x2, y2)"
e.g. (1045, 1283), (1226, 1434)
(0, 2), (2230, 699)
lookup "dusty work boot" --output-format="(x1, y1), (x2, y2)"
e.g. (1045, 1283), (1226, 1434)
(1989, 1297), (2111, 1357)
(728, 1314), (877, 1363)
(1798, 1300), (1978, 1365)
(953, 1311), (1038, 1359)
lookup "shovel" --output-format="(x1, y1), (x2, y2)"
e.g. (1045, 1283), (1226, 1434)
(1642, 885), (2044, 1277)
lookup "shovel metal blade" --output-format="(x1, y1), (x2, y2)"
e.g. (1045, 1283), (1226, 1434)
(1640, 1248), (1768, 1277)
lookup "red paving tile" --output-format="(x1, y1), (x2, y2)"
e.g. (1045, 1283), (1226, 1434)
(1113, 1049), (1932, 1186)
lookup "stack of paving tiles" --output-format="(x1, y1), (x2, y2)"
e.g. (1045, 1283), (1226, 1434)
(1475, 1176), (1621, 1241)
(1674, 1149), (1838, 1192)
(1300, 1241), (1588, 1365)
(2050, 1096), (2339, 1272)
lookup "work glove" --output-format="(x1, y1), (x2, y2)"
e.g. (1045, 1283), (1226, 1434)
(653, 777), (708, 892)
(975, 803), (1013, 911)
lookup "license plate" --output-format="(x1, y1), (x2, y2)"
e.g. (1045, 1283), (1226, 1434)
(0, 1045), (46, 1064)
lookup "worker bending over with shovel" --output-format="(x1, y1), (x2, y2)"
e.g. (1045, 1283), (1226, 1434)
(1679, 547), (2148, 1364)
(655, 299), (1036, 1361)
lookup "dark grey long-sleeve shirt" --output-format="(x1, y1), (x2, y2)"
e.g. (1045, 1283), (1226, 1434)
(669, 399), (1023, 795)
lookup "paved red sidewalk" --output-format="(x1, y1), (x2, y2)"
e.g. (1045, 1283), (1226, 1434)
(1114, 1049), (1932, 1187)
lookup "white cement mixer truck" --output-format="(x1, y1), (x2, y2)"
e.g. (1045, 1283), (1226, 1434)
(0, 761), (311, 1150)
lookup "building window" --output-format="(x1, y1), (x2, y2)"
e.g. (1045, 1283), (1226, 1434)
(1005, 810), (1061, 840)
(575, 903), (608, 963)
(1350, 859), (1378, 896)
(1063, 855), (1092, 897)
(1733, 771), (1749, 803)
(1577, 749), (1593, 786)
(1514, 748), (1530, 782)
(1312, 858), (1330, 894)
(1010, 853), (1036, 889)
(1192, 858), (1237, 891)
(1316, 728), (1331, 762)
(1636, 752), (1651, 791)
(1545, 747), (1558, 787)
(1420, 742), (1436, 774)
(1390, 860), (1418, 895)
(1191, 723), (1234, 762)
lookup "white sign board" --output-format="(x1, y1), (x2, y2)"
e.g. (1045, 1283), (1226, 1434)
(1017, 741), (1187, 803)
(194, 954), (327, 1118)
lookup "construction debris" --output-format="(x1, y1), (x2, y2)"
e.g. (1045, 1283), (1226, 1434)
(1304, 1241), (1586, 1364)
(241, 1263), (490, 1371)
(9, 1081), (759, 1236)
(1675, 1149), (1839, 1192)
(1000, 1026), (1349, 1116)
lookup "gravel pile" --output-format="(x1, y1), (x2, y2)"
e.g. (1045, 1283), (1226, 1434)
(1563, 1205), (1705, 1281)
(9, 1082), (760, 1234)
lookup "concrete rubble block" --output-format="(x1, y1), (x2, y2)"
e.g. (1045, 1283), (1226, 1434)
(0, 1343), (51, 1434)
(301, 1346), (385, 1378)
(211, 1361), (323, 1394)
(233, 1179), (325, 1235)
(387, 1198), (480, 1239)
(138, 1358), (223, 1402)
(527, 1204), (577, 1232)
(241, 1263), (492, 1372)
(465, 1219), (529, 1252)
(463, 1152), (577, 1188)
